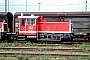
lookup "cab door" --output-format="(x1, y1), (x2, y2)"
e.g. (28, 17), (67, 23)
(19, 18), (26, 35)
(26, 18), (37, 35)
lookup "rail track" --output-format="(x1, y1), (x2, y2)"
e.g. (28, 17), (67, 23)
(0, 43), (90, 59)
(0, 43), (90, 48)
(0, 47), (86, 52)
(0, 51), (90, 58)
(0, 46), (90, 58)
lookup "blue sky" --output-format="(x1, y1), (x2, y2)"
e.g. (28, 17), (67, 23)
(0, 0), (90, 14)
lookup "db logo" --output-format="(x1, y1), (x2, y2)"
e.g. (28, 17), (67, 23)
(29, 27), (33, 29)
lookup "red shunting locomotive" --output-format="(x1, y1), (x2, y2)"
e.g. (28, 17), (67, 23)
(18, 13), (72, 41)
(0, 12), (73, 42)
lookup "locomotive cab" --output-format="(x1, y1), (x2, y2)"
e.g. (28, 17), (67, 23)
(18, 14), (39, 38)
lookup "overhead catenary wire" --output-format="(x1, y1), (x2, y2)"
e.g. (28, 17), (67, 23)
(0, 3), (85, 6)
(0, 1), (89, 12)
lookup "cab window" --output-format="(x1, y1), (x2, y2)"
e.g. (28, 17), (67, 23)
(22, 19), (25, 26)
(31, 19), (35, 25)
(27, 18), (35, 25)
(27, 18), (30, 24)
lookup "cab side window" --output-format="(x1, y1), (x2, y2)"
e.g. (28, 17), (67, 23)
(27, 19), (30, 24)
(22, 19), (25, 26)
(31, 19), (35, 25)
(27, 18), (35, 25)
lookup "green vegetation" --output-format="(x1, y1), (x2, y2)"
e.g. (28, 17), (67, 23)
(0, 56), (4, 60)
(79, 44), (89, 53)
(24, 56), (29, 60)
(0, 56), (89, 60)
(69, 57), (75, 60)
(16, 55), (29, 60)
(43, 58), (49, 60)
(16, 55), (24, 60)
(88, 55), (90, 60)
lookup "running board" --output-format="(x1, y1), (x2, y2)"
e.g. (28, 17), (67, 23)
(18, 36), (26, 41)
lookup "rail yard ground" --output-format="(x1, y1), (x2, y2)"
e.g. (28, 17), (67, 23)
(0, 41), (90, 60)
